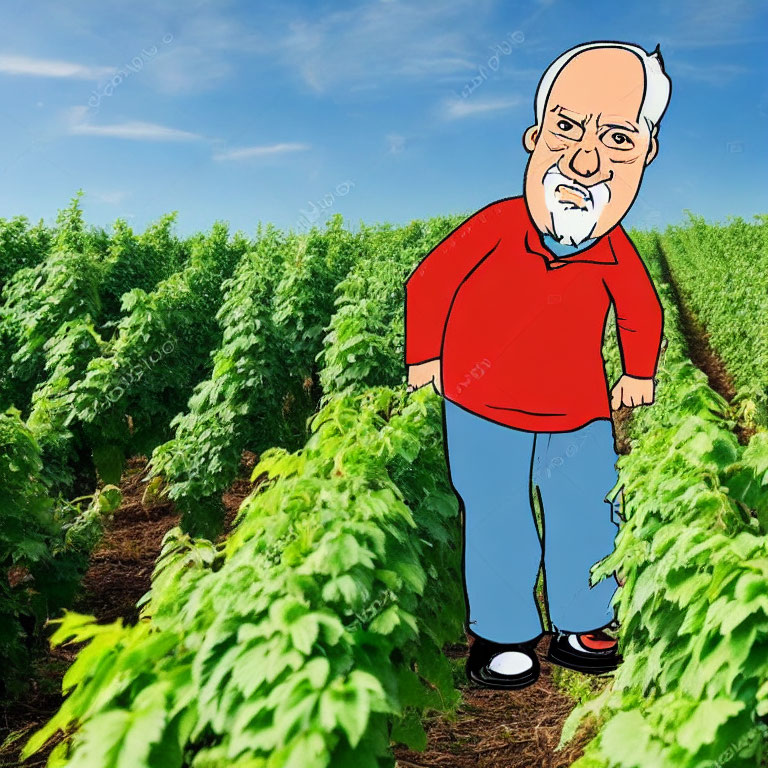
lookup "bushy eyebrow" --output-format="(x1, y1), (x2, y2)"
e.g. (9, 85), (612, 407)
(549, 105), (588, 127)
(596, 114), (639, 133)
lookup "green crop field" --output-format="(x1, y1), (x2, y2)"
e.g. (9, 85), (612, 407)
(2, 196), (767, 768)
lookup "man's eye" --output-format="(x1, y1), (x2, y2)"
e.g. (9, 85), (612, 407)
(603, 131), (635, 149)
(556, 120), (573, 131)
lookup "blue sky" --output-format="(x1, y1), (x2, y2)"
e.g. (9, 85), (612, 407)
(0, 0), (765, 236)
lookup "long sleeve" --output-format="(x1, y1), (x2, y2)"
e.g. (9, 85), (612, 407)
(603, 227), (664, 379)
(404, 204), (503, 366)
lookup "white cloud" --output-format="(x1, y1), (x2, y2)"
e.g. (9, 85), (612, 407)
(13, 1), (507, 99)
(66, 106), (201, 141)
(273, 0), (495, 93)
(0, 54), (112, 79)
(147, 44), (233, 94)
(213, 142), (310, 161)
(443, 95), (522, 119)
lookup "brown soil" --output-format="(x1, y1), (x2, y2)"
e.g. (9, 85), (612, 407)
(73, 457), (180, 625)
(393, 637), (601, 768)
(657, 239), (756, 445)
(611, 405), (633, 456)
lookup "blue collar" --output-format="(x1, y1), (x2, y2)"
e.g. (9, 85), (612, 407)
(542, 233), (597, 258)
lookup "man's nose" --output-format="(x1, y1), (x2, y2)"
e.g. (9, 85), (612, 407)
(567, 146), (601, 179)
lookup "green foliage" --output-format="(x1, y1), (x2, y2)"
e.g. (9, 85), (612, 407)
(149, 216), (369, 536)
(0, 242), (103, 414)
(5, 202), (768, 766)
(99, 214), (189, 325)
(0, 215), (52, 291)
(70, 221), (248, 482)
(317, 219), (448, 396)
(53, 191), (88, 253)
(23, 388), (463, 767)
(148, 226), (290, 537)
(662, 213), (768, 429)
(0, 408), (118, 697)
(0, 202), (192, 495)
(26, 317), (106, 493)
(272, 215), (362, 427)
(564, 232), (768, 768)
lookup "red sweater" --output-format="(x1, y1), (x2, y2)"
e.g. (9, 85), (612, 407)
(404, 197), (664, 432)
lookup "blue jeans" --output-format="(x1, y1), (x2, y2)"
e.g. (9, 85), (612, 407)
(443, 399), (621, 643)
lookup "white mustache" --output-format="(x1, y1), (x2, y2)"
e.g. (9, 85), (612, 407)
(542, 166), (611, 208)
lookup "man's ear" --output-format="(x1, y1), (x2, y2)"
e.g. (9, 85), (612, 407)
(522, 125), (539, 153)
(644, 128), (659, 166)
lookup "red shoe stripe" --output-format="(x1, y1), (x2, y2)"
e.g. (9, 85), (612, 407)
(579, 633), (617, 651)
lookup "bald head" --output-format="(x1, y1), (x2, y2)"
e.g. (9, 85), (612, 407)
(523, 41), (671, 244)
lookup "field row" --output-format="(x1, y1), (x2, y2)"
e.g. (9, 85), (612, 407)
(2, 202), (767, 767)
(661, 214), (768, 431)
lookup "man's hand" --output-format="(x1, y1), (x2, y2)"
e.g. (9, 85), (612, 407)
(407, 359), (442, 395)
(611, 374), (655, 409)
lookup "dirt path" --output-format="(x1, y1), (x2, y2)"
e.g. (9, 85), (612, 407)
(656, 237), (755, 445)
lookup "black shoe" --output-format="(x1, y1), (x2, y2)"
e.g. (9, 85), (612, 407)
(546, 627), (622, 674)
(466, 635), (541, 690)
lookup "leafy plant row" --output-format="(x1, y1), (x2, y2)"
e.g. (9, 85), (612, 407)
(20, 211), (475, 762)
(147, 213), (465, 536)
(11, 220), (247, 502)
(7, 203), (768, 767)
(0, 197), (188, 417)
(0, 214), (52, 294)
(146, 215), (373, 537)
(23, 387), (464, 768)
(0, 197), (192, 495)
(0, 199), (244, 695)
(317, 214), (463, 397)
(564, 232), (768, 768)
(68, 221), (248, 486)
(661, 213), (768, 430)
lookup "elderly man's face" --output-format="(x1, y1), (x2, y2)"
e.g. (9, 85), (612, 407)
(523, 47), (658, 245)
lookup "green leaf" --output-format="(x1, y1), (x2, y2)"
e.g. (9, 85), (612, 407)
(98, 485), (122, 514)
(677, 698), (745, 752)
(598, 711), (665, 767)
(391, 711), (427, 751)
(269, 731), (329, 768)
(290, 614), (319, 655)
(369, 605), (399, 635)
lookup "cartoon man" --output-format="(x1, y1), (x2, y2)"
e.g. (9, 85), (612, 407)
(404, 42), (670, 689)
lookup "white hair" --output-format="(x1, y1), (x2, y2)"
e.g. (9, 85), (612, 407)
(534, 41), (671, 133)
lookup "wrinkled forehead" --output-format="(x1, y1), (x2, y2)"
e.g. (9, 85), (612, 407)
(545, 48), (647, 125)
